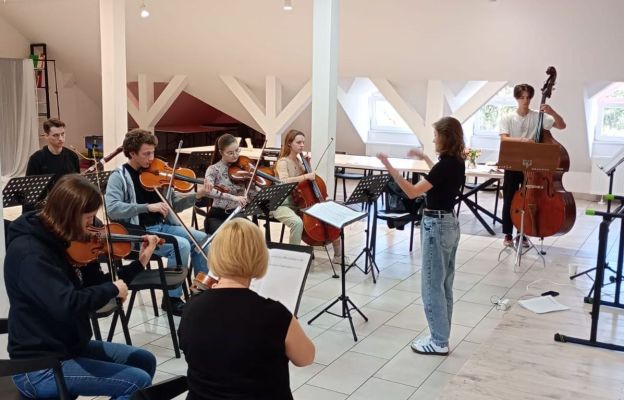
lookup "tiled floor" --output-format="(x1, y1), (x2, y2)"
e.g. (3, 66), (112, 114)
(3, 188), (624, 399)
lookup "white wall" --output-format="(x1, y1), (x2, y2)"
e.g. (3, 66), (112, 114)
(0, 14), (28, 58)
(3, 0), (624, 193)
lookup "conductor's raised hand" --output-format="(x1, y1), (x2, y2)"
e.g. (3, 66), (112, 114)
(376, 153), (391, 168)
(407, 148), (425, 160)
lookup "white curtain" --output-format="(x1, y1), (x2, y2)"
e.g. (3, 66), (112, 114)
(0, 58), (39, 183)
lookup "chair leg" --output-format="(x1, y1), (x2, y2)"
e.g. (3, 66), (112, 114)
(409, 219), (416, 252)
(280, 224), (285, 243)
(333, 177), (338, 200)
(493, 180), (501, 225)
(161, 289), (182, 358)
(342, 178), (347, 202)
(91, 315), (102, 341)
(149, 288), (159, 317)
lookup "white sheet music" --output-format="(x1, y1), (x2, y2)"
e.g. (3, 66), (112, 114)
(302, 201), (367, 228)
(250, 248), (311, 314)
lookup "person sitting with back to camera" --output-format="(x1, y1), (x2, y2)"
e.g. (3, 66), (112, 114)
(178, 218), (315, 400)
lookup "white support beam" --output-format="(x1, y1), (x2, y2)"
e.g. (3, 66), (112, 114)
(145, 75), (187, 128)
(451, 81), (507, 123)
(100, 0), (128, 169)
(311, 0), (339, 187)
(266, 76), (282, 120)
(138, 74), (154, 115)
(272, 81), (312, 143)
(371, 78), (426, 129)
(221, 75), (312, 147)
(221, 75), (269, 132)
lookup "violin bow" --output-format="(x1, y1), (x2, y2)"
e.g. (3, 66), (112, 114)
(151, 188), (210, 264)
(312, 137), (335, 171)
(242, 139), (269, 199)
(165, 141), (185, 202)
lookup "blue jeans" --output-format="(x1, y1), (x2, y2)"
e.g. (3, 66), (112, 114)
(146, 223), (209, 298)
(12, 340), (156, 400)
(420, 214), (460, 347)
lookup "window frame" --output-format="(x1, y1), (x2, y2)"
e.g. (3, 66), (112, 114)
(368, 94), (412, 134)
(595, 82), (624, 143)
(472, 86), (517, 137)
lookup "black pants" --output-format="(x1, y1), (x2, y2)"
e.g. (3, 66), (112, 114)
(502, 170), (524, 236)
(204, 207), (230, 234)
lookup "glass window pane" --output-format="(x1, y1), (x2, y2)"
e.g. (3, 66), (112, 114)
(602, 107), (624, 137)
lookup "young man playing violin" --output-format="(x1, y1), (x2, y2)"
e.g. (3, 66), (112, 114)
(202, 133), (255, 234)
(272, 129), (350, 265)
(5, 174), (158, 399)
(105, 128), (210, 316)
(499, 84), (566, 247)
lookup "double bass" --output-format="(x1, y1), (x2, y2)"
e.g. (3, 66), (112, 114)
(510, 67), (576, 238)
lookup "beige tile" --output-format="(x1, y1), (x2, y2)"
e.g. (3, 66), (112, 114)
(293, 384), (348, 400)
(351, 325), (419, 360)
(437, 340), (482, 374)
(374, 345), (445, 387)
(311, 329), (359, 365)
(451, 301), (494, 328)
(347, 377), (416, 400)
(289, 363), (325, 391)
(384, 304), (429, 332)
(408, 371), (454, 400)
(366, 288), (421, 313)
(308, 351), (387, 394)
(460, 282), (509, 305)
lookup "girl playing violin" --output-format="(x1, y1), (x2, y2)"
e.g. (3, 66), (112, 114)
(179, 218), (315, 400)
(202, 134), (256, 234)
(4, 174), (158, 399)
(272, 129), (349, 265)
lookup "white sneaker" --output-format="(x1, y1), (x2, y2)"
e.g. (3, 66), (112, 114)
(410, 336), (449, 356)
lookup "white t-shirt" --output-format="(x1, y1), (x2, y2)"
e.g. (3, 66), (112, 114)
(499, 109), (555, 140)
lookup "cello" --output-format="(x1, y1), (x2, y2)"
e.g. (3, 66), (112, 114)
(510, 66), (576, 238)
(293, 152), (341, 246)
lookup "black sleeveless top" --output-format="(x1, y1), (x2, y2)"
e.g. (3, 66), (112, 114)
(179, 288), (293, 400)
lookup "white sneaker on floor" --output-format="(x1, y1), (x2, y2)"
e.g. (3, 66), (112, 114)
(410, 336), (449, 356)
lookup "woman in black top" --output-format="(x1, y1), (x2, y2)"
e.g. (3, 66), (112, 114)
(5, 174), (159, 399)
(178, 218), (315, 400)
(377, 116), (465, 356)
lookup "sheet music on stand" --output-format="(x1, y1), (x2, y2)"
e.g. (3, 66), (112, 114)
(250, 242), (313, 317)
(2, 175), (54, 208)
(302, 201), (367, 229)
(238, 183), (297, 218)
(83, 171), (113, 193)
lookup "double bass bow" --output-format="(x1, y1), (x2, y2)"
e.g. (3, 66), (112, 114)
(510, 66), (576, 238)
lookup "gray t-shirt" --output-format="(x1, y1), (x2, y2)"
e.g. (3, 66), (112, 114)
(499, 109), (554, 139)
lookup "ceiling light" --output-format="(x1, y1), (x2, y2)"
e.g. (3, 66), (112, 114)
(140, 1), (150, 18)
(283, 0), (293, 11)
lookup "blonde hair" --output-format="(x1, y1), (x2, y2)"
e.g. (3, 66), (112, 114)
(208, 218), (269, 279)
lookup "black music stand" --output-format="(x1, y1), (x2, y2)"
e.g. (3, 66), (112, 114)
(83, 171), (113, 193)
(238, 183), (298, 243)
(2, 174), (54, 209)
(496, 141), (561, 269)
(304, 201), (368, 341)
(344, 174), (391, 283)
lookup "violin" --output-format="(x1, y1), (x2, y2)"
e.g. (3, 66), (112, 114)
(66, 222), (164, 266)
(190, 271), (219, 293)
(139, 158), (228, 195)
(293, 153), (341, 246)
(510, 66), (576, 238)
(228, 155), (280, 187)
